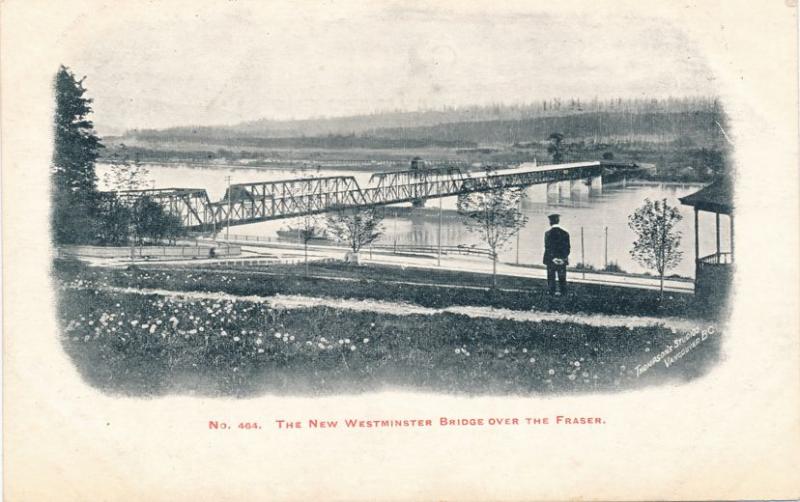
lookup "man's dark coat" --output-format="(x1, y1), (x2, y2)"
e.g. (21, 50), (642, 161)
(543, 226), (571, 265)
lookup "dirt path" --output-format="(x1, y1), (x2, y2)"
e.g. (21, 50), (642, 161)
(69, 284), (702, 332)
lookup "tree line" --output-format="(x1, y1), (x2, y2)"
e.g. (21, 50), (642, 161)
(127, 96), (723, 139)
(376, 110), (727, 147)
(119, 133), (477, 150)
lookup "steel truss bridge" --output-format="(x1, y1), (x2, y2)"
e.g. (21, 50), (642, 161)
(109, 161), (641, 231)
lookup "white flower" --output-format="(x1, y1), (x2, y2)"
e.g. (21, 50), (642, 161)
(522, 348), (527, 353)
(529, 358), (536, 363)
(548, 369), (555, 375)
(363, 338), (369, 344)
(256, 339), (263, 345)
(574, 361), (580, 367)
(455, 348), (461, 354)
(344, 338), (350, 344)
(258, 348), (264, 353)
(274, 333), (281, 339)
(289, 335), (295, 341)
(350, 345), (356, 351)
(233, 336), (240, 342)
(338, 339), (344, 345)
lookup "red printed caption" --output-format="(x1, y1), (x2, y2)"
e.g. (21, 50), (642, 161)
(263, 415), (605, 430)
(208, 421), (262, 430)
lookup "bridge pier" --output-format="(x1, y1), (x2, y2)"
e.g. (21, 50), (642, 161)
(558, 180), (572, 198)
(590, 175), (603, 194)
(570, 178), (590, 194)
(527, 183), (548, 202)
(546, 180), (572, 199)
(412, 198), (426, 208)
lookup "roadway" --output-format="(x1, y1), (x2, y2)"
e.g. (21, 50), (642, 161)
(91, 238), (693, 294)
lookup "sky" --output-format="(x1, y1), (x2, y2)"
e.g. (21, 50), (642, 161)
(65, 2), (718, 135)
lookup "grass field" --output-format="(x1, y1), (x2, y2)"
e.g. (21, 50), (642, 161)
(56, 259), (714, 319)
(55, 259), (722, 397)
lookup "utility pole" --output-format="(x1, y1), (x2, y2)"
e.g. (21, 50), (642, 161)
(129, 223), (136, 263)
(515, 198), (521, 265)
(437, 197), (442, 267)
(225, 175), (232, 241)
(581, 226), (585, 279)
(393, 209), (398, 254)
(604, 226), (608, 269)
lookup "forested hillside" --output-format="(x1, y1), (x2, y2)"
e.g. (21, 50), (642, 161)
(107, 97), (730, 181)
(375, 111), (726, 147)
(124, 97), (724, 144)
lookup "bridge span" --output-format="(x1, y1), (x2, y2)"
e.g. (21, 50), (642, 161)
(110, 160), (642, 231)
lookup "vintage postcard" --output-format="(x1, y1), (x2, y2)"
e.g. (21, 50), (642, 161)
(2, 0), (799, 500)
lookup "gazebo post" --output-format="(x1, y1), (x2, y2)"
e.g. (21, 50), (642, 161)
(715, 212), (721, 256)
(730, 214), (734, 262)
(694, 207), (699, 264)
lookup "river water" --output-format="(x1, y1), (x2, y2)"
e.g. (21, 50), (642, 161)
(97, 162), (731, 278)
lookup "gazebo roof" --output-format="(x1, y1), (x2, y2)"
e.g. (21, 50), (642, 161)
(679, 178), (733, 215)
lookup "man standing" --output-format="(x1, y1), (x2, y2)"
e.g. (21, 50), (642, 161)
(543, 213), (570, 296)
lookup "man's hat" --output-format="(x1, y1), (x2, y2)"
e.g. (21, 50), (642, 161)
(547, 213), (560, 224)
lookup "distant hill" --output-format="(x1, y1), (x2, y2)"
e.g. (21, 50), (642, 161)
(107, 97), (730, 181)
(121, 97), (725, 147)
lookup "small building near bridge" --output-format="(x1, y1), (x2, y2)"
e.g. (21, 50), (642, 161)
(679, 178), (734, 309)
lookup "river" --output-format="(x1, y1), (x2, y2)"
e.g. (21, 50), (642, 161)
(97, 162), (730, 278)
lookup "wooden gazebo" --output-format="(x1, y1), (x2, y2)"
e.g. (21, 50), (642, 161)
(679, 178), (734, 306)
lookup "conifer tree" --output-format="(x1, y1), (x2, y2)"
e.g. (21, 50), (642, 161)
(51, 65), (103, 244)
